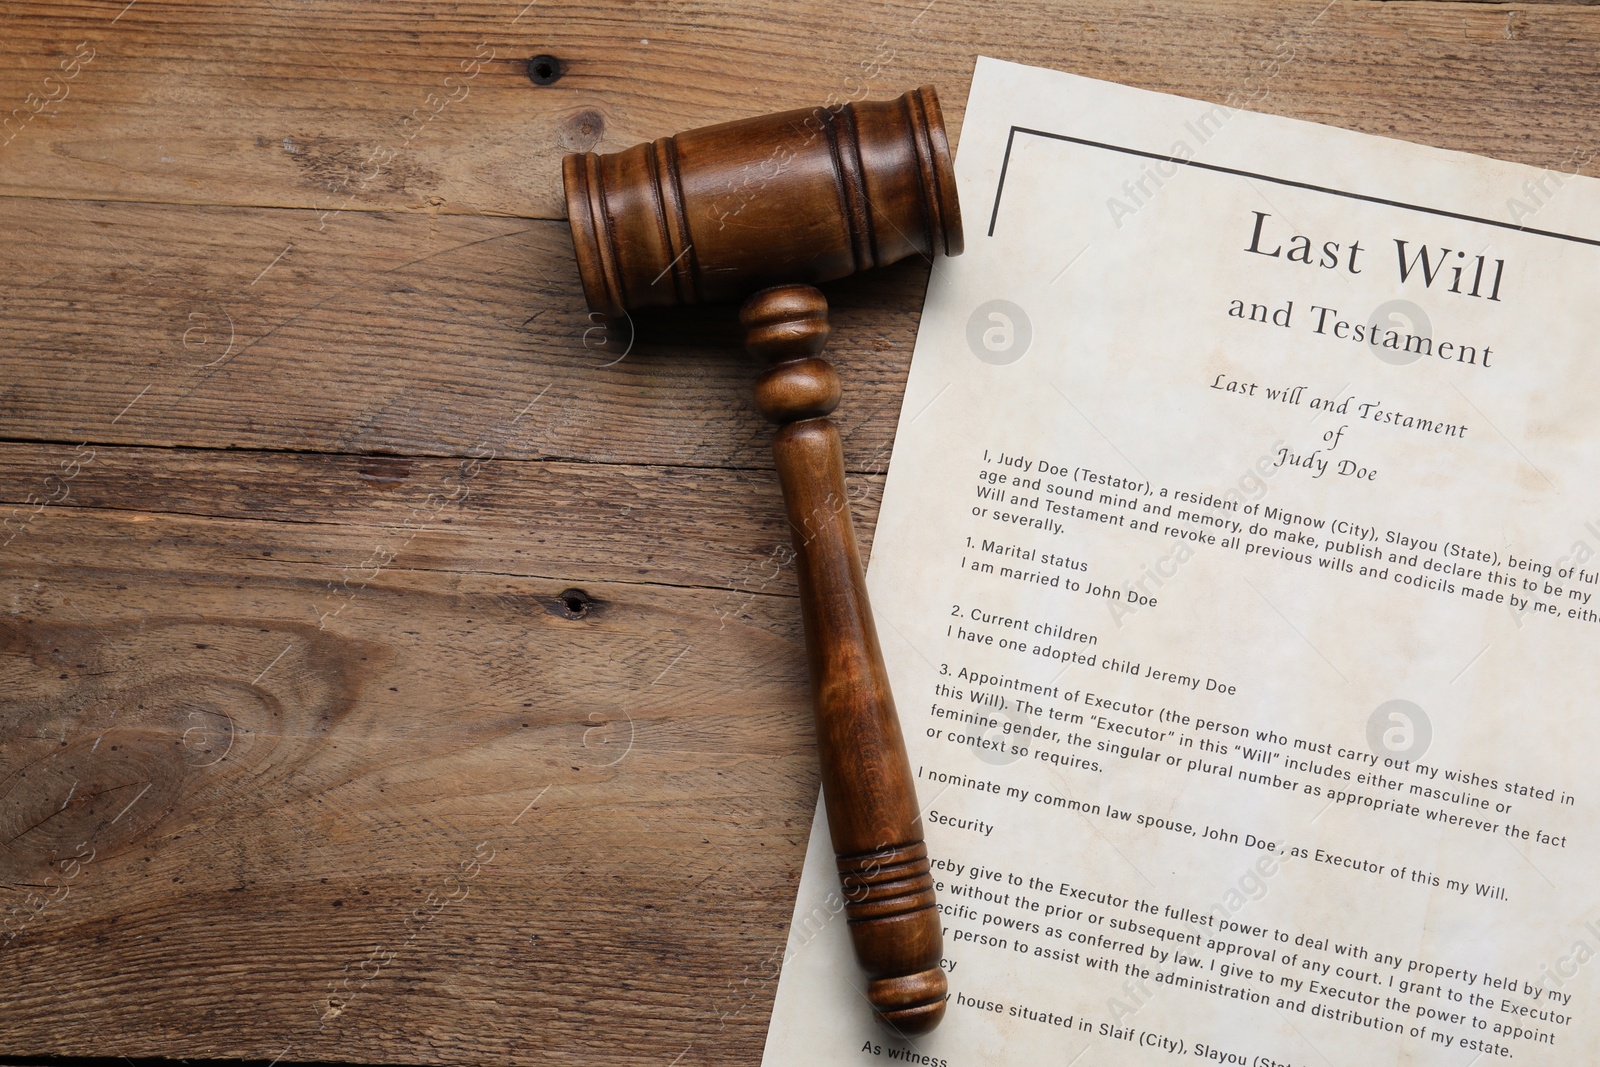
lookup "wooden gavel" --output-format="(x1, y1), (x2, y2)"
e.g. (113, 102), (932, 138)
(562, 85), (962, 1033)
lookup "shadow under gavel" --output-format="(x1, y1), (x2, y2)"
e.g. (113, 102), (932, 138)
(562, 85), (963, 1034)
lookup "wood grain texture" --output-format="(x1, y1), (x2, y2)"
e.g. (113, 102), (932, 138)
(4, 0), (1600, 1062)
(0, 197), (925, 474)
(0, 456), (843, 1063)
(0, 442), (883, 591)
(6, 1), (1600, 220)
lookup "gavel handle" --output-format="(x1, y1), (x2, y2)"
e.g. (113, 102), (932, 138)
(744, 285), (947, 1034)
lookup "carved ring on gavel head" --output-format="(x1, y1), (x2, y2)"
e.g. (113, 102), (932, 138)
(562, 86), (964, 1035)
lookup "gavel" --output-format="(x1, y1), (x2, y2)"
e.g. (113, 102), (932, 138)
(562, 85), (962, 1034)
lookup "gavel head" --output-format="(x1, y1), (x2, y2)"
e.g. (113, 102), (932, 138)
(562, 86), (963, 317)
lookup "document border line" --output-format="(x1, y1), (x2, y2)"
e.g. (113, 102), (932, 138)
(986, 125), (1600, 250)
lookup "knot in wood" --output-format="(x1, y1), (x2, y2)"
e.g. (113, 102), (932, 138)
(740, 284), (830, 364)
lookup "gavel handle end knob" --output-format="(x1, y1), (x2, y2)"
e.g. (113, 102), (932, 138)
(841, 842), (947, 1031)
(868, 970), (949, 1034)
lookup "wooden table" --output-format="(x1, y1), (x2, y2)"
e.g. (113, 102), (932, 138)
(2, 1), (1596, 1062)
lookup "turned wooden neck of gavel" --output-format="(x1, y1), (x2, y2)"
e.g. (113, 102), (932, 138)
(562, 85), (963, 1034)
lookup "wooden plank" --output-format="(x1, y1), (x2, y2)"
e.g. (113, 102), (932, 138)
(0, 441), (882, 593)
(0, 196), (925, 472)
(3, 1), (1600, 220)
(0, 489), (837, 1063)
